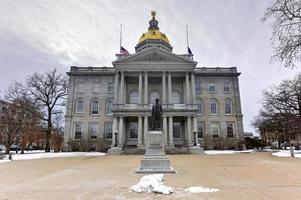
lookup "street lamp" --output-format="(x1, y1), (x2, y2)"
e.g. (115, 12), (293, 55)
(114, 130), (118, 147)
(193, 129), (197, 146)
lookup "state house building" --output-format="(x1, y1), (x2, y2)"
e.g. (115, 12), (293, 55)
(64, 12), (245, 152)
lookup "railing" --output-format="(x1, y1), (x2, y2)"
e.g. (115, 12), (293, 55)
(112, 103), (199, 110)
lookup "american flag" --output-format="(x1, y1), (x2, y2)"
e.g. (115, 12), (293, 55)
(120, 46), (129, 55)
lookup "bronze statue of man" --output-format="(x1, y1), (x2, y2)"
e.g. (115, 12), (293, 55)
(151, 98), (163, 130)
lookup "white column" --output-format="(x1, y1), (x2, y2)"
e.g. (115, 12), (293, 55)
(138, 116), (142, 147)
(163, 116), (168, 146)
(144, 116), (148, 145)
(187, 116), (192, 146)
(144, 71), (148, 104)
(119, 72), (125, 104)
(169, 116), (174, 147)
(138, 72), (143, 105)
(191, 72), (196, 104)
(112, 117), (118, 146)
(118, 116), (124, 147)
(114, 72), (119, 104)
(193, 116), (198, 144)
(185, 72), (190, 104)
(168, 72), (172, 104)
(162, 71), (166, 104)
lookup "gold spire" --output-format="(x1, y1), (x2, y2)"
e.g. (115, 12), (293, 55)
(151, 10), (156, 19)
(138, 10), (170, 44)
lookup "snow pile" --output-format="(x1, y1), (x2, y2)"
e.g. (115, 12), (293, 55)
(12, 152), (106, 160)
(272, 150), (301, 158)
(205, 150), (254, 155)
(131, 174), (173, 195)
(185, 186), (220, 193)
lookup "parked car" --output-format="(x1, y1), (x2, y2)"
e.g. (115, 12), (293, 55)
(0, 144), (6, 151)
(10, 144), (21, 151)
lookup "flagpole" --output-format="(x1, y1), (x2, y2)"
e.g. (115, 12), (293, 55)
(186, 25), (189, 50)
(120, 24), (122, 53)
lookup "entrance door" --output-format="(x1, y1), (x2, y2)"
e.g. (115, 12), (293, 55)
(173, 118), (185, 145)
(126, 120), (138, 146)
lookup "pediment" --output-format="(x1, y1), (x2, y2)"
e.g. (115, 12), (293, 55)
(113, 47), (197, 65)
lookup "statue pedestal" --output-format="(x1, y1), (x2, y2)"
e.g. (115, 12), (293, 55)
(136, 130), (176, 173)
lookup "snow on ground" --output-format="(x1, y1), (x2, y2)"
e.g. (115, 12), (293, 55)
(205, 150), (254, 155)
(272, 150), (301, 158)
(12, 152), (106, 160)
(131, 174), (173, 195)
(185, 186), (220, 193)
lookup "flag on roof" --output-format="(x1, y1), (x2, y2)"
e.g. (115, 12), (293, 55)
(188, 47), (193, 55)
(120, 46), (129, 55)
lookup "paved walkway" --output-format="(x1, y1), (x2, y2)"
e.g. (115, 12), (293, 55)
(0, 152), (301, 200)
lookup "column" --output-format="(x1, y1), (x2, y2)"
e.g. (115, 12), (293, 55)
(163, 116), (168, 146)
(119, 71), (125, 104)
(112, 117), (118, 146)
(118, 116), (124, 147)
(162, 71), (166, 104)
(144, 71), (148, 104)
(138, 72), (143, 105)
(187, 116), (192, 146)
(113, 72), (119, 103)
(191, 72), (196, 104)
(193, 116), (198, 144)
(185, 72), (190, 104)
(144, 116), (148, 145)
(169, 116), (174, 147)
(138, 116), (142, 147)
(168, 72), (172, 104)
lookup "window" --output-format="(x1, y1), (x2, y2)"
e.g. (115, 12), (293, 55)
(129, 122), (138, 138)
(172, 90), (181, 104)
(210, 99), (218, 114)
(89, 123), (98, 139)
(195, 79), (201, 93)
(150, 91), (160, 104)
(129, 90), (139, 104)
(226, 122), (234, 138)
(91, 100), (99, 115)
(106, 99), (113, 115)
(211, 123), (219, 138)
(196, 98), (204, 114)
(104, 122), (113, 139)
(74, 123), (82, 139)
(76, 100), (84, 114)
(208, 84), (216, 93)
(224, 82), (230, 92)
(225, 99), (232, 114)
(197, 121), (205, 138)
(107, 79), (114, 93)
(173, 122), (181, 138)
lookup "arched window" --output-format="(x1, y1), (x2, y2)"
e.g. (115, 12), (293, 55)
(196, 98), (204, 114)
(76, 100), (84, 114)
(149, 91), (160, 104)
(129, 90), (139, 104)
(91, 99), (99, 115)
(172, 90), (181, 104)
(225, 99), (233, 114)
(106, 99), (113, 115)
(210, 99), (218, 114)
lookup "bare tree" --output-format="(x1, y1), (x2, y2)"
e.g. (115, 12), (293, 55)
(7, 69), (67, 152)
(0, 101), (37, 154)
(262, 0), (301, 68)
(254, 73), (301, 148)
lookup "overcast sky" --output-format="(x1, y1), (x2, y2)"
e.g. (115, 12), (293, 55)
(0, 0), (300, 134)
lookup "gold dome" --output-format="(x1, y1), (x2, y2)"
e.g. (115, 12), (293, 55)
(138, 30), (170, 44)
(138, 10), (170, 45)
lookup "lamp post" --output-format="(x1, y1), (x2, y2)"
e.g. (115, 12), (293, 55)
(114, 130), (118, 147)
(193, 129), (197, 146)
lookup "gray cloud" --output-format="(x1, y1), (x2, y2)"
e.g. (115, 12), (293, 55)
(0, 0), (300, 134)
